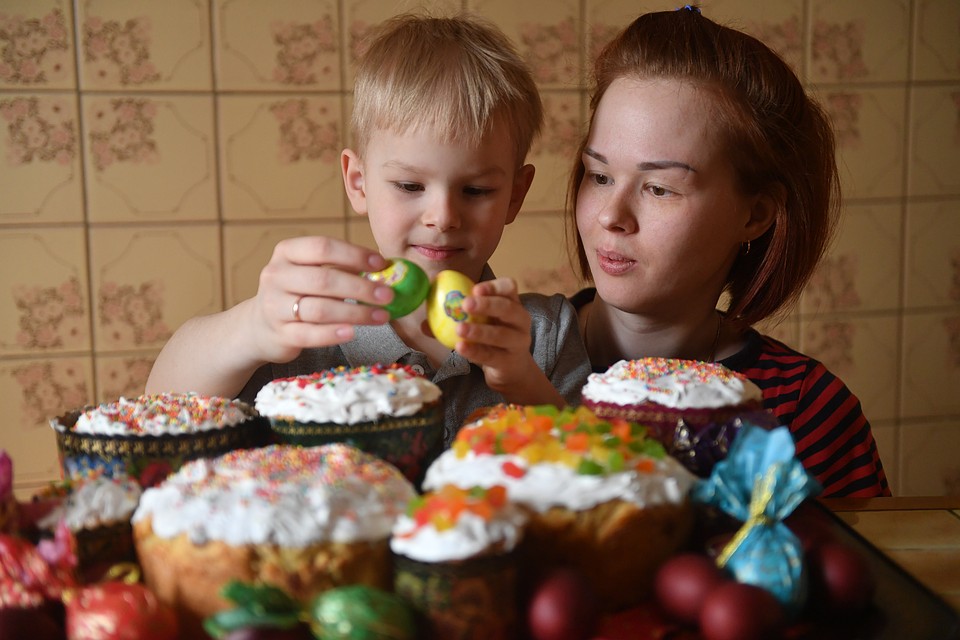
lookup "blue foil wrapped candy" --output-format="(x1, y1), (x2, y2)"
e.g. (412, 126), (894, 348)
(690, 423), (822, 616)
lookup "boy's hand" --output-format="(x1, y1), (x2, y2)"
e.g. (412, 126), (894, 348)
(249, 236), (395, 364)
(455, 278), (564, 407)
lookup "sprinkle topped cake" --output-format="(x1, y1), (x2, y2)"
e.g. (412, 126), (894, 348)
(68, 392), (255, 436)
(132, 444), (417, 634)
(581, 358), (772, 477)
(51, 393), (269, 489)
(581, 358), (761, 410)
(422, 405), (695, 611)
(256, 364), (444, 488)
(425, 405), (694, 513)
(134, 444), (415, 546)
(391, 485), (527, 563)
(255, 363), (441, 425)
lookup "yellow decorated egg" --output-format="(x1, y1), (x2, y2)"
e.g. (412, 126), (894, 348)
(427, 270), (485, 349)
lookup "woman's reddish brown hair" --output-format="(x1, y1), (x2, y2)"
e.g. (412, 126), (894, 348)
(567, 9), (839, 326)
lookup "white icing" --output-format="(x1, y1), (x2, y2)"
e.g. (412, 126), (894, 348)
(423, 450), (695, 513)
(38, 476), (141, 531)
(581, 358), (762, 409)
(132, 444), (416, 547)
(390, 503), (528, 563)
(56, 393), (253, 436)
(255, 365), (441, 424)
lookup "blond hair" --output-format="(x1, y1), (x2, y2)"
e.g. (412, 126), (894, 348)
(351, 13), (543, 165)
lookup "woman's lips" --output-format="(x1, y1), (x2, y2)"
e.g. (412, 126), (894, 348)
(596, 250), (636, 275)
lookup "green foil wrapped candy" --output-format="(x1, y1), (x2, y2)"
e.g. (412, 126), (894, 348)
(309, 585), (417, 640)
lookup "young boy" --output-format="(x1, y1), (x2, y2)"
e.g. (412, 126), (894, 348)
(145, 14), (589, 443)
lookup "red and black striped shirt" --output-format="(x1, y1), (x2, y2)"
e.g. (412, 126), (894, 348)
(719, 330), (889, 498)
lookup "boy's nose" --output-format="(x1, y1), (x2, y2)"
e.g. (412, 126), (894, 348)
(421, 193), (461, 230)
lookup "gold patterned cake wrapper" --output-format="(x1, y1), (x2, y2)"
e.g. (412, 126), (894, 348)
(393, 550), (518, 640)
(52, 409), (273, 488)
(269, 403), (444, 489)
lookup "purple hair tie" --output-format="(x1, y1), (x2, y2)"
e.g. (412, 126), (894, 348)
(676, 4), (702, 12)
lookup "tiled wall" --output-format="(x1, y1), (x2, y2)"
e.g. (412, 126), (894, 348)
(1, 0), (958, 496)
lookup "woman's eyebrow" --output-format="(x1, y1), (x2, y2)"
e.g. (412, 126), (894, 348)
(584, 148), (694, 173)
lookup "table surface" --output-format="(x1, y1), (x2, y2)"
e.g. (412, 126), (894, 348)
(821, 496), (960, 612)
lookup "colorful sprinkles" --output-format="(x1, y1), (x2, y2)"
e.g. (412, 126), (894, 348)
(452, 405), (665, 477)
(70, 392), (252, 435)
(275, 363), (426, 390)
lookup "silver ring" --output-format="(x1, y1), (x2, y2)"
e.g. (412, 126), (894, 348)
(292, 295), (304, 322)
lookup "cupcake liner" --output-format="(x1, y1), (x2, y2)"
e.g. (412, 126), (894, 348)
(269, 404), (443, 489)
(393, 551), (518, 639)
(52, 409), (273, 488)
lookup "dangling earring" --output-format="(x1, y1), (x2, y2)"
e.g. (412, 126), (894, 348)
(742, 240), (751, 255)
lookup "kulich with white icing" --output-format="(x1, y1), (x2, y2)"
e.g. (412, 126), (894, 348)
(132, 444), (416, 547)
(39, 475), (142, 531)
(422, 405), (695, 513)
(391, 485), (527, 563)
(581, 358), (762, 410)
(60, 392), (254, 437)
(255, 364), (441, 425)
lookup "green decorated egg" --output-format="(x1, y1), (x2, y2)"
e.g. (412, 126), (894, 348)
(363, 258), (430, 319)
(309, 585), (417, 640)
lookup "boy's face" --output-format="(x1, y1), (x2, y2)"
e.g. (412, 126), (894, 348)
(341, 120), (534, 283)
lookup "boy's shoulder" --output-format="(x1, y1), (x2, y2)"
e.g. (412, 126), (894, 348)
(519, 291), (578, 318)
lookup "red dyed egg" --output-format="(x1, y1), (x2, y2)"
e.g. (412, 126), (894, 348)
(699, 582), (784, 640)
(0, 606), (64, 640)
(808, 540), (876, 614)
(784, 503), (836, 554)
(527, 568), (599, 640)
(65, 582), (177, 640)
(654, 553), (728, 625)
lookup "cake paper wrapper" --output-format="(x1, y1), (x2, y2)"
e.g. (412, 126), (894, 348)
(691, 423), (822, 615)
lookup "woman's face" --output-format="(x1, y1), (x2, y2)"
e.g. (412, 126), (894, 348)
(576, 76), (759, 318)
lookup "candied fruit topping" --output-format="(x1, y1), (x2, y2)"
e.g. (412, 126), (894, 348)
(453, 404), (665, 476)
(400, 485), (509, 536)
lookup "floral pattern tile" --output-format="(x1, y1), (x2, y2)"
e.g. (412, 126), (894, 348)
(490, 214), (581, 296)
(88, 225), (221, 351)
(81, 94), (217, 222)
(902, 311), (960, 418)
(0, 355), (91, 485)
(905, 200), (960, 309)
(223, 221), (347, 306)
(0, 229), (90, 356)
(525, 90), (584, 213)
(809, 0), (909, 83)
(900, 420), (960, 496)
(0, 92), (84, 223)
(909, 86), (960, 197)
(78, 0), (212, 90)
(95, 354), (155, 402)
(470, 0), (581, 89)
(913, 0), (960, 82)
(219, 94), (345, 220)
(801, 202), (902, 314)
(703, 0), (805, 75)
(822, 87), (906, 200)
(800, 314), (899, 422)
(215, 0), (341, 91)
(0, 0), (75, 89)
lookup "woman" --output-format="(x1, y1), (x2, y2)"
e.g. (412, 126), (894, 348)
(567, 8), (888, 497)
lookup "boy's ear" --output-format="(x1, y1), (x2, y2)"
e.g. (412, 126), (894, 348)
(744, 184), (782, 241)
(341, 148), (368, 215)
(505, 164), (536, 225)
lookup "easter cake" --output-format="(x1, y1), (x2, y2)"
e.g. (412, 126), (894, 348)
(422, 405), (697, 611)
(255, 364), (443, 487)
(581, 358), (774, 475)
(132, 443), (416, 636)
(391, 484), (528, 637)
(50, 392), (269, 488)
